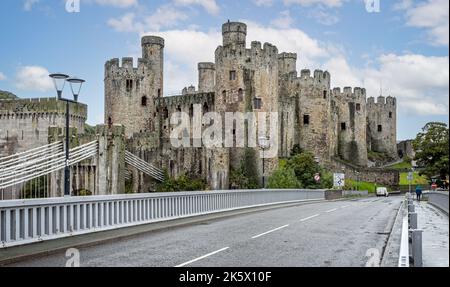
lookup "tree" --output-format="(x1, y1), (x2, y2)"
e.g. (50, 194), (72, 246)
(229, 148), (259, 189)
(267, 167), (300, 189)
(286, 151), (332, 189)
(413, 122), (449, 180)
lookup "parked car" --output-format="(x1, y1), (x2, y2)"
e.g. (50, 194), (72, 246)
(376, 187), (389, 197)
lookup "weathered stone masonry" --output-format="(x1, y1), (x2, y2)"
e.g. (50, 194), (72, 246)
(105, 21), (399, 190)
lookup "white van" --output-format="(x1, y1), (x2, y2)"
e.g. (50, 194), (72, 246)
(376, 187), (389, 197)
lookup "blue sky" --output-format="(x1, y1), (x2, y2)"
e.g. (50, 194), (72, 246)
(0, 0), (448, 140)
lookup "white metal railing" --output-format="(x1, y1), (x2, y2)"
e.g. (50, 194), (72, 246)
(125, 151), (165, 182)
(0, 141), (98, 189)
(0, 189), (324, 248)
(398, 215), (410, 267)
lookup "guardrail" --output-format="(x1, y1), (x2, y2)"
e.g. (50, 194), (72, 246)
(398, 195), (423, 267)
(0, 189), (324, 249)
(427, 191), (449, 215)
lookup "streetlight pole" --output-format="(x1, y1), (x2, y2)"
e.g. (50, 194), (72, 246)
(49, 74), (85, 197)
(259, 136), (269, 189)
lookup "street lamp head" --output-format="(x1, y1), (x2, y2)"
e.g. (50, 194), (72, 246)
(49, 73), (69, 99)
(67, 77), (85, 102)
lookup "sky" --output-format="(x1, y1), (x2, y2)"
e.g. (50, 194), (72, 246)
(0, 0), (448, 140)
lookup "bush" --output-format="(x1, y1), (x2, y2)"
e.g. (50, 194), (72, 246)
(267, 168), (300, 189)
(156, 174), (207, 192)
(229, 148), (259, 189)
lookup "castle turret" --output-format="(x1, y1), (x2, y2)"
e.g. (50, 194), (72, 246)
(332, 87), (368, 166)
(198, 62), (215, 93)
(278, 53), (297, 76)
(366, 95), (397, 159)
(222, 21), (247, 48)
(105, 36), (165, 138)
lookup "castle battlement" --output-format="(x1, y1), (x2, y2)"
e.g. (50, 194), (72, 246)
(278, 52), (297, 60)
(297, 69), (330, 87)
(155, 92), (215, 108)
(332, 87), (367, 101)
(0, 97), (87, 119)
(367, 95), (396, 107)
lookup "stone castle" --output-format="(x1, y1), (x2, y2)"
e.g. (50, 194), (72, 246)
(105, 21), (398, 191)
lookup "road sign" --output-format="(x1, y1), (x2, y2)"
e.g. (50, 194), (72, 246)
(407, 172), (413, 182)
(314, 174), (321, 182)
(333, 173), (345, 188)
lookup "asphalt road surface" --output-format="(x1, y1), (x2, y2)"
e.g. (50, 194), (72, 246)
(7, 196), (403, 267)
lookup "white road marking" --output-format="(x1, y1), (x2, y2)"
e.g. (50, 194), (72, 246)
(251, 225), (290, 239)
(325, 208), (338, 213)
(174, 247), (230, 267)
(300, 214), (320, 222)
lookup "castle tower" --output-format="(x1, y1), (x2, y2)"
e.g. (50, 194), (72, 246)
(210, 21), (279, 190)
(293, 69), (332, 164)
(278, 53), (297, 76)
(332, 87), (368, 166)
(366, 95), (398, 159)
(105, 36), (164, 138)
(222, 21), (247, 49)
(198, 62), (215, 93)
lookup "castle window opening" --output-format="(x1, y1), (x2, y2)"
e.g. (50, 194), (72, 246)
(378, 125), (383, 132)
(230, 70), (237, 81)
(356, 103), (361, 111)
(163, 108), (169, 119)
(126, 79), (133, 92)
(341, 122), (347, 131)
(253, 97), (262, 110)
(177, 105), (182, 112)
(303, 115), (310, 125)
(222, 90), (227, 102)
(238, 89), (244, 101)
(136, 79), (140, 90)
(108, 117), (112, 127)
(158, 89), (161, 97)
(323, 91), (327, 99)
(389, 112), (392, 118)
(189, 104), (194, 117)
(141, 96), (148, 107)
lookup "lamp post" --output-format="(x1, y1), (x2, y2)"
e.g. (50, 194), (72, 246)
(49, 74), (85, 197)
(259, 136), (269, 189)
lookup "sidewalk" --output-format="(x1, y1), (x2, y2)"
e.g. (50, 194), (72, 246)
(414, 200), (449, 267)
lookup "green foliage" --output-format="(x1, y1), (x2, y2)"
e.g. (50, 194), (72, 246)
(344, 179), (377, 193)
(267, 167), (300, 189)
(413, 122), (449, 179)
(230, 148), (259, 189)
(0, 90), (18, 100)
(399, 172), (429, 185)
(84, 124), (96, 135)
(282, 151), (333, 189)
(291, 144), (304, 156)
(367, 150), (393, 163)
(156, 174), (207, 192)
(76, 189), (92, 196)
(389, 158), (412, 170)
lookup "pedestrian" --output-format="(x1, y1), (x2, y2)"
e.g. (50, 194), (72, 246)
(415, 185), (423, 202)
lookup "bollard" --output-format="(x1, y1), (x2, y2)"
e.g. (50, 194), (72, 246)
(410, 212), (418, 230)
(408, 204), (415, 213)
(411, 229), (423, 267)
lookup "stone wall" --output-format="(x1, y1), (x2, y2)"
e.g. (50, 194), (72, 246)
(0, 97), (87, 157)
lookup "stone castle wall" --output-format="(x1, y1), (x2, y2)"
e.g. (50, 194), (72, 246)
(0, 97), (87, 157)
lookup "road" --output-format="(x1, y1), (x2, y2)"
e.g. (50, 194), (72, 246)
(7, 197), (403, 267)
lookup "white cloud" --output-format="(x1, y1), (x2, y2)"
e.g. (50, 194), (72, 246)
(173, 0), (220, 15)
(270, 10), (295, 29)
(92, 0), (138, 8)
(308, 6), (340, 25)
(283, 0), (346, 7)
(398, 0), (449, 46)
(108, 5), (188, 33)
(15, 66), (53, 92)
(363, 54), (449, 115)
(0, 72), (6, 81)
(23, 0), (39, 11)
(253, 0), (274, 7)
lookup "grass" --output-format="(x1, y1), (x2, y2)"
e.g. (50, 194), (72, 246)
(389, 160), (412, 170)
(345, 179), (378, 193)
(399, 172), (429, 185)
